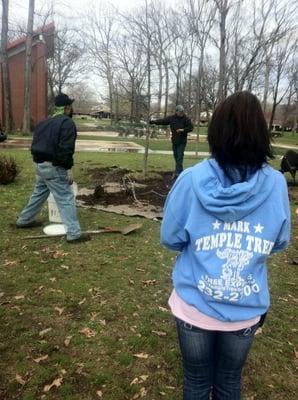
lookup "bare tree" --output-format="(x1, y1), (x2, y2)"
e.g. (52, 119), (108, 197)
(186, 0), (215, 153)
(22, 0), (35, 134)
(116, 34), (147, 121)
(213, 0), (232, 102)
(269, 37), (297, 131)
(0, 0), (13, 132)
(47, 25), (84, 108)
(85, 5), (116, 124)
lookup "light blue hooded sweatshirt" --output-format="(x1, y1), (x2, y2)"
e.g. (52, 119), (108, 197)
(161, 159), (291, 322)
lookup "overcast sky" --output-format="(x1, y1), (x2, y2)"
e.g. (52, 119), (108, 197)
(10, 0), (179, 24)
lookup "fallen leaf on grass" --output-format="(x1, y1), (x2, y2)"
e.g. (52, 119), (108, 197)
(136, 268), (146, 272)
(158, 306), (168, 313)
(152, 330), (167, 337)
(49, 277), (57, 283)
(96, 390), (103, 398)
(255, 328), (263, 335)
(33, 355), (49, 363)
(129, 279), (135, 285)
(39, 327), (52, 337)
(130, 375), (149, 385)
(15, 374), (26, 385)
(52, 250), (68, 259)
(43, 377), (63, 392)
(49, 288), (63, 293)
(294, 349), (298, 359)
(132, 387), (147, 399)
(133, 352), (149, 359)
(64, 336), (72, 347)
(14, 294), (25, 300)
(4, 260), (18, 266)
(60, 264), (69, 270)
(278, 296), (288, 302)
(90, 312), (98, 321)
(0, 292), (4, 298)
(79, 298), (86, 305)
(142, 279), (156, 286)
(54, 307), (64, 316)
(99, 319), (106, 326)
(79, 327), (96, 338)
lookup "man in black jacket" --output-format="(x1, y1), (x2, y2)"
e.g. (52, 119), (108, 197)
(150, 105), (193, 176)
(16, 94), (90, 243)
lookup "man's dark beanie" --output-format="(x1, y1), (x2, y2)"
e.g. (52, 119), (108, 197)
(54, 93), (74, 107)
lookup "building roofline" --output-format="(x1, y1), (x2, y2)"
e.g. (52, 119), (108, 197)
(7, 22), (55, 50)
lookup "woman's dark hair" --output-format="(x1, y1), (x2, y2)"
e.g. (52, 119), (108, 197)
(208, 91), (273, 178)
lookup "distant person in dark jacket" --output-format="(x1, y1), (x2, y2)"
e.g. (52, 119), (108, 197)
(0, 124), (7, 142)
(16, 93), (91, 243)
(150, 105), (193, 176)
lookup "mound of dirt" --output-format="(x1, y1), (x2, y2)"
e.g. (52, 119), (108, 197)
(77, 166), (175, 209)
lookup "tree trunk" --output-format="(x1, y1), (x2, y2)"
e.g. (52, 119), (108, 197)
(175, 69), (180, 106)
(157, 51), (163, 114)
(143, 0), (151, 177)
(164, 59), (169, 117)
(22, 0), (35, 134)
(217, 1), (228, 102)
(1, 0), (13, 132)
(195, 51), (204, 157)
(269, 78), (280, 133)
(130, 79), (135, 122)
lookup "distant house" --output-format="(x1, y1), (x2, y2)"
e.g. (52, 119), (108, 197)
(0, 23), (54, 130)
(90, 104), (111, 119)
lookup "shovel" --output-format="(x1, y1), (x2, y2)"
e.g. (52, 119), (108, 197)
(22, 223), (142, 239)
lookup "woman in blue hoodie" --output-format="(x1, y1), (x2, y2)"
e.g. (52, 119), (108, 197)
(161, 91), (290, 400)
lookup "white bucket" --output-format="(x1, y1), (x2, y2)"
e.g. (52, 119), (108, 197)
(47, 182), (78, 223)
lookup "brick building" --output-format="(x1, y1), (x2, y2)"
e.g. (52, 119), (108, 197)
(0, 23), (54, 130)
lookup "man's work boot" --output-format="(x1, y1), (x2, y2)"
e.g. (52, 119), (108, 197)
(67, 233), (91, 244)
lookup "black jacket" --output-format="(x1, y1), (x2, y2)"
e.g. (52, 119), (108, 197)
(150, 114), (193, 144)
(31, 115), (77, 170)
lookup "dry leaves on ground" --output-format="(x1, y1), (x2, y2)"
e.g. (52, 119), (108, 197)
(152, 330), (167, 337)
(15, 374), (26, 386)
(79, 327), (97, 338)
(133, 352), (149, 359)
(33, 355), (48, 363)
(142, 279), (156, 286)
(39, 327), (52, 337)
(130, 375), (149, 385)
(14, 294), (25, 300)
(54, 307), (64, 316)
(132, 387), (147, 399)
(43, 377), (63, 392)
(64, 336), (72, 347)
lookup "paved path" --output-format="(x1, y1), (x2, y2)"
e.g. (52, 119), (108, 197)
(1, 135), (297, 155)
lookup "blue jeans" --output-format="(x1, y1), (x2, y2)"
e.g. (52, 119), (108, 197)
(176, 318), (259, 400)
(172, 142), (186, 174)
(17, 162), (81, 240)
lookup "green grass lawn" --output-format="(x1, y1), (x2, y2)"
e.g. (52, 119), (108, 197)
(0, 150), (297, 400)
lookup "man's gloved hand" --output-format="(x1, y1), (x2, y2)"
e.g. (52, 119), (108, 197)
(67, 169), (74, 185)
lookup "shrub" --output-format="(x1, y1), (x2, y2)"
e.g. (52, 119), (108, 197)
(0, 156), (19, 184)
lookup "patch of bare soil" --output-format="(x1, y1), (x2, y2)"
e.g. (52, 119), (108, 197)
(77, 166), (175, 209)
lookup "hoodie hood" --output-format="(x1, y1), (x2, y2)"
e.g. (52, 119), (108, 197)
(191, 159), (275, 222)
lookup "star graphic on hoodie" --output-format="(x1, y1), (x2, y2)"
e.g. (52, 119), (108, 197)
(212, 220), (221, 230)
(254, 223), (264, 234)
